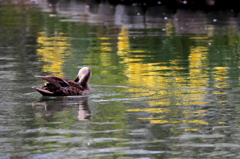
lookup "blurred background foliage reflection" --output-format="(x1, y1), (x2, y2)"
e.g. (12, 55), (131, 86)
(1, 0), (240, 158)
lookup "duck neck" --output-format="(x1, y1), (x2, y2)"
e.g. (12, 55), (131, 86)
(80, 82), (90, 90)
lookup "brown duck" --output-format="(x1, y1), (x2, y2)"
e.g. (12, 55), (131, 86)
(32, 67), (91, 96)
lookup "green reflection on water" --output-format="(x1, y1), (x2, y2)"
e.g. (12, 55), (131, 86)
(34, 12), (235, 131)
(2, 1), (240, 158)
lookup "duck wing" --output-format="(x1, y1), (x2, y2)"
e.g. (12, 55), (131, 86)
(35, 76), (70, 87)
(32, 76), (72, 96)
(32, 76), (86, 96)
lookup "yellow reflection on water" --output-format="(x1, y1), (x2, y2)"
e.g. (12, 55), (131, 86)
(127, 108), (170, 113)
(213, 67), (229, 88)
(151, 119), (208, 125)
(212, 66), (229, 105)
(36, 31), (71, 77)
(184, 46), (209, 105)
(117, 25), (130, 57)
(96, 37), (115, 76)
(116, 25), (214, 130)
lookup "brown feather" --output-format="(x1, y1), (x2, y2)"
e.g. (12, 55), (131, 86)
(32, 67), (91, 96)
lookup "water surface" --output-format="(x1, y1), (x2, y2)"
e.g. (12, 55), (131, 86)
(1, 0), (240, 158)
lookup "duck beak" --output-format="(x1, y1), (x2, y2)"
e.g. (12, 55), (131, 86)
(74, 76), (79, 82)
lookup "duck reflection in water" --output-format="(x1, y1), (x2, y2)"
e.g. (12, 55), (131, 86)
(32, 96), (91, 120)
(32, 67), (91, 96)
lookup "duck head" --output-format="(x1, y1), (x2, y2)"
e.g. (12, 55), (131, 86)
(74, 67), (91, 88)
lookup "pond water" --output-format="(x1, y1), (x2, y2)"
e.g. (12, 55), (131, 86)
(1, 0), (240, 158)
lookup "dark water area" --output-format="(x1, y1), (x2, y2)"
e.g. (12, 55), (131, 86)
(1, 0), (240, 158)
